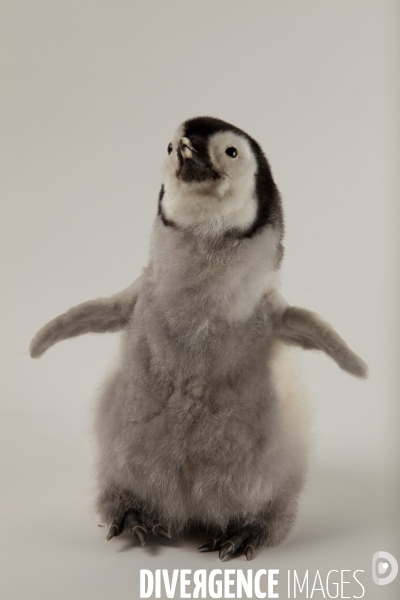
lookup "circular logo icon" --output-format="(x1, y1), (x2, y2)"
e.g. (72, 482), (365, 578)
(372, 552), (398, 586)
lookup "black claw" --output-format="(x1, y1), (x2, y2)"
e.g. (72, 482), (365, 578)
(198, 538), (218, 552)
(153, 524), (171, 539)
(219, 541), (235, 561)
(198, 523), (263, 561)
(106, 514), (126, 541)
(132, 526), (147, 546)
(107, 524), (120, 541)
(124, 509), (147, 546)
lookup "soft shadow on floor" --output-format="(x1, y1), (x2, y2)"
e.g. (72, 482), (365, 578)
(114, 532), (183, 557)
(287, 465), (380, 549)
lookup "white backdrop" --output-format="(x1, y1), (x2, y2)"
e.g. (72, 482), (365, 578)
(1, 1), (399, 599)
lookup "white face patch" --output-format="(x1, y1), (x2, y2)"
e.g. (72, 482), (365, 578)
(161, 127), (258, 236)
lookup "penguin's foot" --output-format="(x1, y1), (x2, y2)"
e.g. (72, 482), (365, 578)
(198, 523), (262, 561)
(106, 509), (172, 546)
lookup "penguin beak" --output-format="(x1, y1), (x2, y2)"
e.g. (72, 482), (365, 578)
(176, 137), (220, 183)
(179, 137), (194, 160)
(179, 137), (209, 169)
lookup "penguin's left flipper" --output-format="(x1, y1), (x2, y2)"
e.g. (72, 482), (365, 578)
(276, 306), (368, 379)
(30, 268), (149, 358)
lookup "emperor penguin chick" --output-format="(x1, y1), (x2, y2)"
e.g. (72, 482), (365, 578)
(30, 116), (368, 561)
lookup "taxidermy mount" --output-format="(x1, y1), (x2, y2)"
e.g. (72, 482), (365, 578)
(30, 116), (367, 561)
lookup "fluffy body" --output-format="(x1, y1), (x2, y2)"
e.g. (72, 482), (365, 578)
(30, 116), (367, 557)
(95, 221), (305, 541)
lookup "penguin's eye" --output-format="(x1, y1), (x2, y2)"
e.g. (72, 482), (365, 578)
(225, 147), (238, 158)
(167, 143), (173, 155)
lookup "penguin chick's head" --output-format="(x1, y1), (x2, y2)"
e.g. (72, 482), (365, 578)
(159, 116), (283, 238)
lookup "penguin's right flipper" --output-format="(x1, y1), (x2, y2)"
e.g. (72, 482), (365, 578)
(30, 268), (149, 358)
(276, 305), (368, 379)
